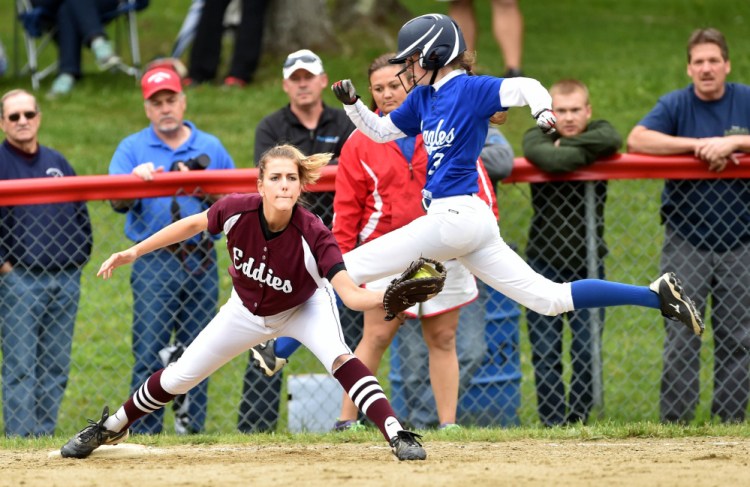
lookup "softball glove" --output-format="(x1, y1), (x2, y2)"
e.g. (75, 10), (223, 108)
(383, 257), (447, 321)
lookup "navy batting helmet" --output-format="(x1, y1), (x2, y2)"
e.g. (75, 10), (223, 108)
(389, 13), (466, 70)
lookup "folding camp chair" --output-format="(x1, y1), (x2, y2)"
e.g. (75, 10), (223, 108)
(14, 0), (147, 90)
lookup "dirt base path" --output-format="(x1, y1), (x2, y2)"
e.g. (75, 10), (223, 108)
(3, 438), (749, 486)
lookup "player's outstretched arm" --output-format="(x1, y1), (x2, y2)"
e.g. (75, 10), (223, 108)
(330, 270), (385, 311)
(97, 211), (210, 280)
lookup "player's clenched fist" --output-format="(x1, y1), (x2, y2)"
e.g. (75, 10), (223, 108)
(332, 79), (360, 105)
(534, 109), (557, 135)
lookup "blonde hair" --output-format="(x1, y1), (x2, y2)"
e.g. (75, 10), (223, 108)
(549, 79), (590, 105)
(257, 144), (331, 190)
(447, 51), (477, 74)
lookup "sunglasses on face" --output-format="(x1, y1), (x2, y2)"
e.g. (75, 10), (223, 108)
(7, 111), (38, 122)
(283, 54), (319, 68)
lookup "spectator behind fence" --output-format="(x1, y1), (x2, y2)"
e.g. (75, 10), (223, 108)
(31, 0), (139, 98)
(522, 79), (622, 426)
(391, 121), (514, 429)
(330, 53), (510, 431)
(107, 67), (235, 434)
(0, 89), (93, 437)
(439, 0), (524, 77)
(627, 28), (750, 424)
(185, 0), (269, 88)
(237, 48), (358, 433)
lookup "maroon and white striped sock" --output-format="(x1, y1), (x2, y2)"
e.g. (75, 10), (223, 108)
(333, 357), (403, 441)
(109, 369), (176, 431)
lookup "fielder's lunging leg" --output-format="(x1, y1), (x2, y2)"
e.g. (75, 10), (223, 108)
(333, 356), (426, 460)
(60, 369), (174, 458)
(60, 360), (427, 461)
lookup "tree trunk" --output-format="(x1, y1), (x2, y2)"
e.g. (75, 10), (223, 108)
(263, 0), (338, 55)
(262, 0), (412, 56)
(332, 0), (411, 26)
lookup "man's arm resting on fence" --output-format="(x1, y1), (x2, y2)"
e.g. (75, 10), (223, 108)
(629, 125), (750, 172)
(627, 125), (699, 155)
(522, 120), (621, 173)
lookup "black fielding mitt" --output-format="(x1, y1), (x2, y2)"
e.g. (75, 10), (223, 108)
(383, 257), (447, 321)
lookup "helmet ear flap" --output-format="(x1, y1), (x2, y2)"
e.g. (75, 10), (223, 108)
(423, 46), (450, 71)
(421, 53), (436, 71)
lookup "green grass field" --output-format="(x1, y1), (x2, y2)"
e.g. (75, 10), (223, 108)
(1, 0), (750, 445)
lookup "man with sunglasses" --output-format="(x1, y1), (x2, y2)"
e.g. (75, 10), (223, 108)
(238, 49), (358, 433)
(0, 89), (93, 437)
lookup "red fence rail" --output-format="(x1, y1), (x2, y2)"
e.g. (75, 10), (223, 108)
(2, 154), (749, 206)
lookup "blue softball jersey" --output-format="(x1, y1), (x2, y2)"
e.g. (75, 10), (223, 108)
(389, 72), (505, 200)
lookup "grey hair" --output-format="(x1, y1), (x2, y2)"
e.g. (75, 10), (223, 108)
(0, 89), (40, 118)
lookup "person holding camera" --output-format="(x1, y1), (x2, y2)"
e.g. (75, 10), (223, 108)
(107, 66), (235, 435)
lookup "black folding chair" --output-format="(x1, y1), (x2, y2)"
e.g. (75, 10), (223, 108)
(13, 0), (148, 90)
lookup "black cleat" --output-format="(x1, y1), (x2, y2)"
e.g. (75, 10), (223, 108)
(389, 430), (426, 461)
(60, 406), (129, 459)
(250, 339), (288, 377)
(650, 272), (704, 336)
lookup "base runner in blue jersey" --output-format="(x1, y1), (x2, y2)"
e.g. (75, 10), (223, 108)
(330, 13), (704, 338)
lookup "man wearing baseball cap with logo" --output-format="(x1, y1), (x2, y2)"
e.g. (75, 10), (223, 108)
(254, 49), (354, 184)
(107, 66), (235, 436)
(238, 49), (359, 433)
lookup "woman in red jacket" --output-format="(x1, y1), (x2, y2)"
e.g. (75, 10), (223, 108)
(331, 53), (497, 430)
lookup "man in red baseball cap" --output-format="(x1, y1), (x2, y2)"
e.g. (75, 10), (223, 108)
(141, 67), (183, 100)
(103, 65), (235, 437)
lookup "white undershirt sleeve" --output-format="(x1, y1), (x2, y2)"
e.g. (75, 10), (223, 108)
(498, 77), (553, 117)
(344, 100), (406, 143)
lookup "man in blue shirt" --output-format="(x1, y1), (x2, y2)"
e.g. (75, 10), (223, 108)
(0, 89), (92, 437)
(628, 28), (750, 423)
(109, 67), (235, 434)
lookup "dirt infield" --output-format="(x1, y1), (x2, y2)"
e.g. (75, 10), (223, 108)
(3, 438), (749, 486)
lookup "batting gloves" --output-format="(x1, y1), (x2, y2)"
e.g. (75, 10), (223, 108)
(534, 109), (557, 135)
(332, 79), (360, 105)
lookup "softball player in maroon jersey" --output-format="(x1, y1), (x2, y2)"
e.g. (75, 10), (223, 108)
(60, 144), (426, 461)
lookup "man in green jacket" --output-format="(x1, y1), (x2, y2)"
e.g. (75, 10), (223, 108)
(522, 79), (622, 426)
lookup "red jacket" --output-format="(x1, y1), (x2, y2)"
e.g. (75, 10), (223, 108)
(333, 130), (498, 253)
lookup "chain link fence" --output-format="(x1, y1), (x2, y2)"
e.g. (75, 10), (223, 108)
(1, 168), (747, 436)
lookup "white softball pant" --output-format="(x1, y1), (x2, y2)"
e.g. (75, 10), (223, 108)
(160, 286), (351, 395)
(345, 194), (574, 316)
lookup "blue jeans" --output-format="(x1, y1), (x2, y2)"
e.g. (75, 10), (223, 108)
(32, 0), (119, 76)
(129, 247), (218, 434)
(1, 268), (81, 437)
(526, 257), (604, 426)
(660, 229), (750, 423)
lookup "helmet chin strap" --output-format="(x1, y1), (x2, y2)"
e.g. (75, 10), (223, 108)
(428, 69), (439, 85)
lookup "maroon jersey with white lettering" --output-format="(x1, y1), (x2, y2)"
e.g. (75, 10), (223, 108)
(207, 193), (344, 316)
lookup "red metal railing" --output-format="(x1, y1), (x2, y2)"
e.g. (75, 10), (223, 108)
(2, 154), (749, 206)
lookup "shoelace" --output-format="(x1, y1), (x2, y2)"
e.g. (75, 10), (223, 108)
(395, 430), (423, 447)
(77, 417), (105, 443)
